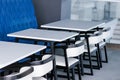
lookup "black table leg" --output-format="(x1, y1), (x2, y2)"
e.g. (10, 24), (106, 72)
(51, 42), (57, 80)
(97, 44), (102, 68)
(84, 35), (93, 75)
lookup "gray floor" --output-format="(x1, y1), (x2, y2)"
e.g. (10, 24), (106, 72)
(58, 48), (120, 80)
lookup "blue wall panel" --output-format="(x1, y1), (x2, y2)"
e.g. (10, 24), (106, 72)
(0, 0), (38, 41)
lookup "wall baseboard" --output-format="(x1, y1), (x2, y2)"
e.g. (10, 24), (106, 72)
(107, 43), (120, 50)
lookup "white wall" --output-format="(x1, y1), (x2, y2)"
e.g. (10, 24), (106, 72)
(116, 3), (120, 19)
(71, 0), (95, 21)
(71, 0), (120, 21)
(61, 0), (71, 19)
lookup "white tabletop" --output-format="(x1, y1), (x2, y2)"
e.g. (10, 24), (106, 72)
(7, 28), (79, 42)
(41, 20), (105, 32)
(0, 41), (46, 69)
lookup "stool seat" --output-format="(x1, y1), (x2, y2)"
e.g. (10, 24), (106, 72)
(84, 45), (97, 53)
(56, 55), (79, 67)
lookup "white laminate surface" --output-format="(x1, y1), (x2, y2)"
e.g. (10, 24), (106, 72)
(0, 41), (46, 69)
(41, 20), (105, 31)
(7, 29), (79, 42)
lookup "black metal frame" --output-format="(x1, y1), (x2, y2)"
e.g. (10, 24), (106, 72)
(83, 27), (110, 70)
(44, 28), (96, 76)
(84, 33), (93, 75)
(101, 27), (111, 63)
(0, 67), (34, 80)
(30, 55), (55, 80)
(30, 55), (55, 66)
(83, 31), (103, 69)
(56, 41), (83, 80)
(93, 27), (110, 63)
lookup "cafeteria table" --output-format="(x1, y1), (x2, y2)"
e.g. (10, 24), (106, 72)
(0, 41), (46, 73)
(41, 19), (105, 75)
(7, 28), (79, 80)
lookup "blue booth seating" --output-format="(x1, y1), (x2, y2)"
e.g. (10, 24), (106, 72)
(0, 0), (38, 41)
(0, 0), (38, 69)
